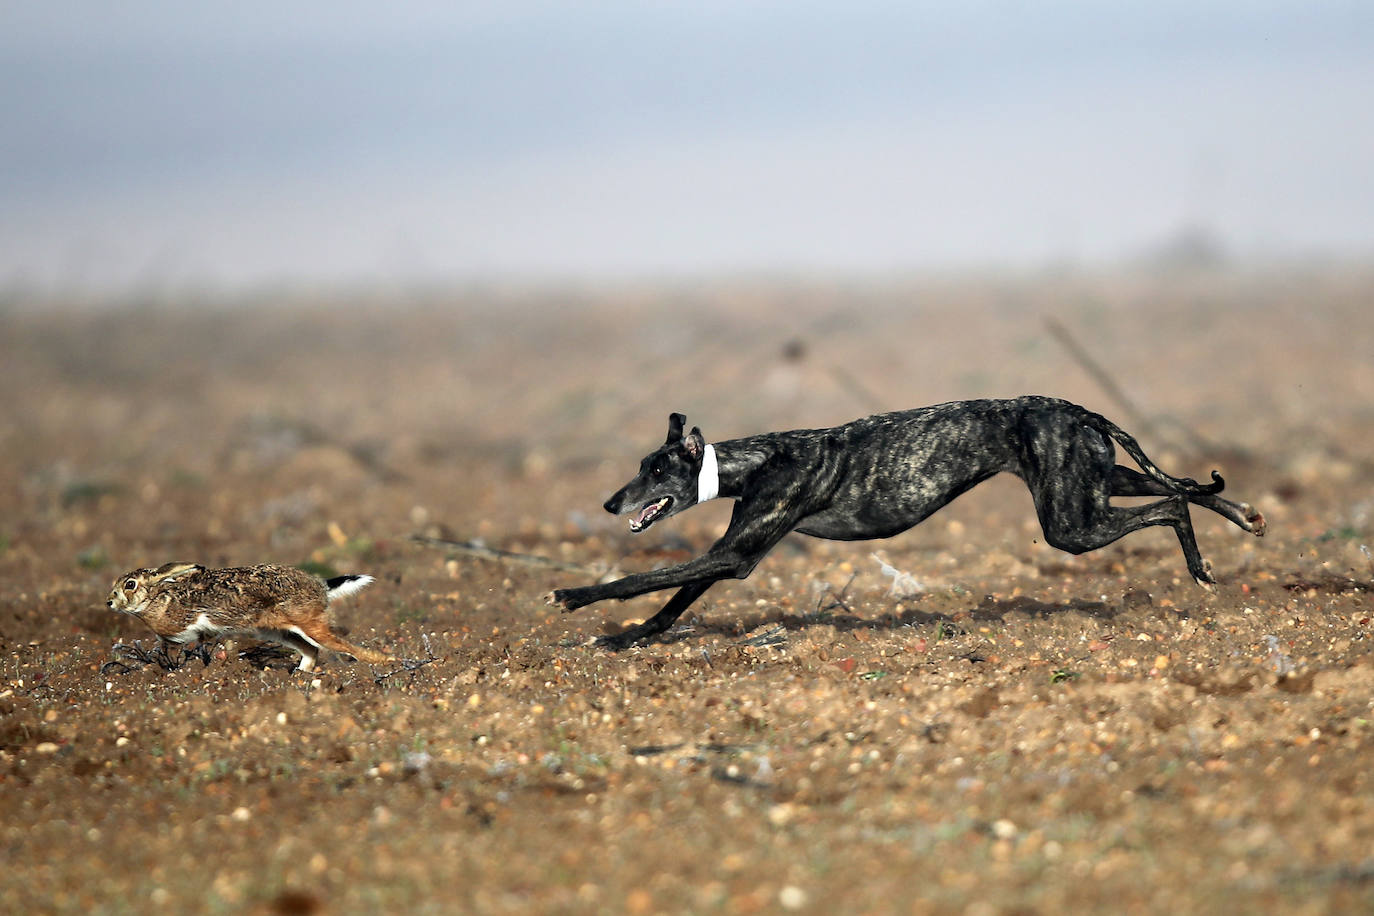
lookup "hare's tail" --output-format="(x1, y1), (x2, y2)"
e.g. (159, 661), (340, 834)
(324, 574), (375, 602)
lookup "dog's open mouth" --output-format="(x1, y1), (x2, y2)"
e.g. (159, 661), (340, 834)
(629, 496), (672, 532)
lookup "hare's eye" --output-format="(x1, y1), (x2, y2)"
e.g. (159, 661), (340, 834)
(124, 579), (138, 591)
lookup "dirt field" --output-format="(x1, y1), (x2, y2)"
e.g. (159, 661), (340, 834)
(3, 268), (1373, 914)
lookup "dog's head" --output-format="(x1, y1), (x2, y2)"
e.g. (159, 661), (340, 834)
(604, 412), (708, 532)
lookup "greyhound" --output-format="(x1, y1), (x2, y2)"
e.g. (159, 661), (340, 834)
(548, 396), (1265, 650)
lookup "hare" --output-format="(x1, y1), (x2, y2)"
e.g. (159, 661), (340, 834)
(106, 562), (394, 672)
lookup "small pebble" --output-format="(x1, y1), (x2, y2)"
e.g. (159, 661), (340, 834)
(779, 886), (808, 910)
(768, 804), (794, 827)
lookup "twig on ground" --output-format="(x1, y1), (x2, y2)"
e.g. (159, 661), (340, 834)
(410, 534), (601, 576)
(374, 656), (438, 684)
(736, 624), (788, 648)
(100, 640), (211, 676)
(828, 365), (886, 413)
(239, 644), (296, 669)
(1044, 317), (1154, 434)
(1045, 316), (1219, 456)
(374, 633), (440, 684)
(815, 572), (858, 616)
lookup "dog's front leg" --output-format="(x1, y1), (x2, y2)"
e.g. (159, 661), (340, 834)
(548, 486), (810, 614)
(548, 549), (744, 611)
(595, 580), (717, 651)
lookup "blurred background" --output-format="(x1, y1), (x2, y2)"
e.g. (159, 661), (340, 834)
(3, 0), (1371, 300)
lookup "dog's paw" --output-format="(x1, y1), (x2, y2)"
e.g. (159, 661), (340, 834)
(546, 588), (587, 613)
(1191, 560), (1216, 591)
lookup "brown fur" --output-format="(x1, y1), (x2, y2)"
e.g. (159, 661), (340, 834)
(106, 563), (393, 671)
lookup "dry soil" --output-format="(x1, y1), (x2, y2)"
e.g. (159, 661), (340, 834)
(2, 270), (1373, 914)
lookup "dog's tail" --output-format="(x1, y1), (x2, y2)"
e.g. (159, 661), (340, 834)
(1081, 410), (1226, 496)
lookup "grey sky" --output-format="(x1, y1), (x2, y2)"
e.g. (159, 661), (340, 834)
(3, 1), (1371, 293)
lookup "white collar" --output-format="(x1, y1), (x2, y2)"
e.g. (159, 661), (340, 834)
(697, 443), (719, 503)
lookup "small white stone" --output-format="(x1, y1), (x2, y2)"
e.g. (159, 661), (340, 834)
(992, 818), (1018, 840)
(35, 742), (60, 755)
(231, 806), (252, 822)
(779, 886), (808, 910)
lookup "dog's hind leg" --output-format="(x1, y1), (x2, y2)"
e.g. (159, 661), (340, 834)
(1021, 421), (1216, 586)
(1036, 482), (1216, 588)
(1111, 465), (1265, 536)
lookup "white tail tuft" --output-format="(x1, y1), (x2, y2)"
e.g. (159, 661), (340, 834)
(325, 574), (375, 601)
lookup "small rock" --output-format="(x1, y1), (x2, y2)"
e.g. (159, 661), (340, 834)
(1122, 587), (1153, 609)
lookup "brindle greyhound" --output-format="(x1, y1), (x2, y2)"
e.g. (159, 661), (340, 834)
(548, 396), (1265, 650)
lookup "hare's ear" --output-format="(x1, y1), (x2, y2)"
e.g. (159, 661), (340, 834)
(151, 562), (204, 583)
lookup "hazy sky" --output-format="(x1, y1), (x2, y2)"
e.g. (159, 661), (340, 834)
(3, 1), (1371, 294)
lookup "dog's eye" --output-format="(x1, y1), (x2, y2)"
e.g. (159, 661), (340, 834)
(651, 464), (664, 477)
(124, 579), (138, 591)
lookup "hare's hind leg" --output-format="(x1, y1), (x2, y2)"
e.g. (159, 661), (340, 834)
(293, 620), (393, 666)
(273, 627), (323, 671)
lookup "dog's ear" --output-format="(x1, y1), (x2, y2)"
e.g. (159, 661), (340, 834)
(683, 426), (705, 460)
(665, 413), (686, 444)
